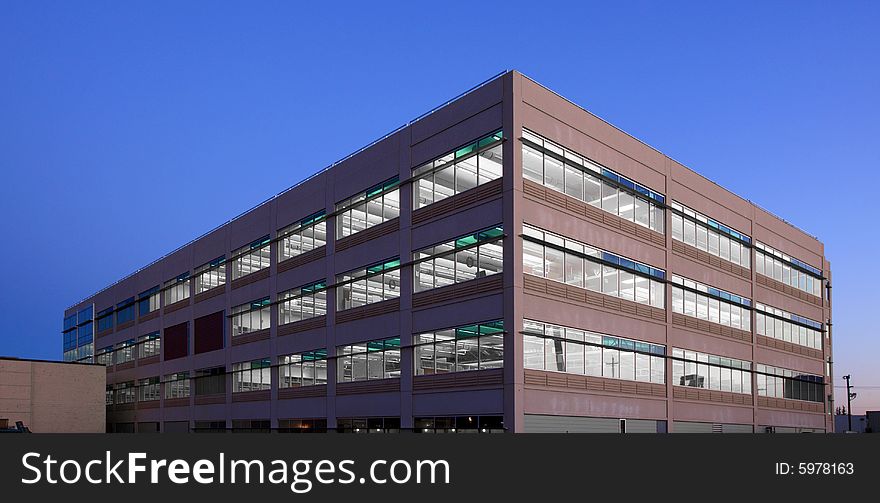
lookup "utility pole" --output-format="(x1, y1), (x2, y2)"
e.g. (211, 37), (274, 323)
(843, 375), (857, 432)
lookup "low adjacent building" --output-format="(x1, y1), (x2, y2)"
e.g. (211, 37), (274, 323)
(0, 357), (105, 433)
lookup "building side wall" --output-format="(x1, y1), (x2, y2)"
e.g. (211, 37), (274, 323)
(0, 360), (105, 433)
(69, 75), (512, 432)
(512, 72), (831, 433)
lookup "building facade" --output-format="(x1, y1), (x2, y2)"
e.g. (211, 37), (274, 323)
(0, 357), (106, 433)
(62, 71), (833, 433)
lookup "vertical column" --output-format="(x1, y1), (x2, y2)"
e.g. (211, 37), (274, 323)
(663, 156), (674, 433)
(398, 128), (415, 430)
(269, 200), (279, 430)
(324, 176), (338, 431)
(503, 71), (524, 433)
(824, 261), (833, 432)
(748, 203), (758, 432)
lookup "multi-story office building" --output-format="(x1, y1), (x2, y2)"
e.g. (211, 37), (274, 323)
(63, 71), (833, 433)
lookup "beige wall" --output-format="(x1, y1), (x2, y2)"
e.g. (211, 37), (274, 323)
(0, 358), (105, 433)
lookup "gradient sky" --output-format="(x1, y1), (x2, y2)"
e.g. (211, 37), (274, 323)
(1, 1), (877, 412)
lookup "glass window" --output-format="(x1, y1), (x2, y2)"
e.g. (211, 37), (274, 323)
(650, 204), (665, 234)
(522, 145), (543, 183)
(523, 224), (666, 309)
(478, 144), (503, 182)
(115, 339), (136, 364)
(696, 225), (708, 251)
(231, 237), (270, 280)
(671, 213), (683, 241)
(755, 302), (823, 350)
(338, 258), (401, 310)
(193, 367), (226, 396)
(279, 212), (327, 261)
(137, 286), (160, 316)
(413, 227), (504, 293)
(755, 243), (823, 298)
(544, 156), (564, 192)
(524, 320), (665, 385)
(650, 279), (665, 309)
(232, 359), (271, 393)
(137, 332), (161, 359)
(455, 156), (478, 193)
(164, 372), (190, 399)
(584, 173), (602, 207)
(416, 131), (503, 209)
(635, 197), (649, 228)
(231, 297), (271, 336)
(757, 364), (823, 403)
(337, 177), (400, 237)
(114, 382), (136, 404)
(565, 253), (584, 287)
(194, 257), (226, 294)
(601, 181), (618, 214)
(164, 273), (191, 305)
(618, 271), (635, 301)
(137, 377), (161, 402)
(601, 265), (618, 297)
(618, 190), (634, 222)
(279, 350), (328, 388)
(279, 281), (327, 325)
(684, 218), (696, 247)
(585, 260), (602, 292)
(618, 345), (635, 381)
(116, 298), (135, 324)
(522, 130), (666, 233)
(719, 235), (730, 261)
(564, 164), (583, 200)
(545, 246), (565, 283)
(97, 307), (113, 332)
(338, 337), (401, 382)
(671, 275), (752, 332)
(523, 240), (544, 277)
(731, 241), (741, 265)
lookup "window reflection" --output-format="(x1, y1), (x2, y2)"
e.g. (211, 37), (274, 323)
(523, 319), (665, 385)
(522, 129), (664, 233)
(523, 224), (665, 309)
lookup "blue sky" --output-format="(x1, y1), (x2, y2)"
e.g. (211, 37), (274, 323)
(1, 1), (877, 412)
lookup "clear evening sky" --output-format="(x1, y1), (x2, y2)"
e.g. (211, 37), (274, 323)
(1, 1), (877, 412)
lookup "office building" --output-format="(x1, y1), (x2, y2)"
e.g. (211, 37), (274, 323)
(62, 71), (832, 433)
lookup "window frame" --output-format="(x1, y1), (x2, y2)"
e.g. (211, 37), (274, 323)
(335, 177), (401, 239)
(163, 272), (191, 305)
(414, 320), (505, 375)
(522, 224), (666, 309)
(336, 258), (402, 311)
(278, 280), (328, 325)
(230, 297), (272, 336)
(412, 226), (504, 292)
(522, 319), (666, 385)
(194, 256), (226, 294)
(278, 349), (329, 388)
(231, 236), (271, 281)
(278, 211), (328, 262)
(137, 286), (161, 316)
(521, 129), (665, 233)
(231, 358), (272, 393)
(412, 130), (504, 210)
(336, 337), (402, 383)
